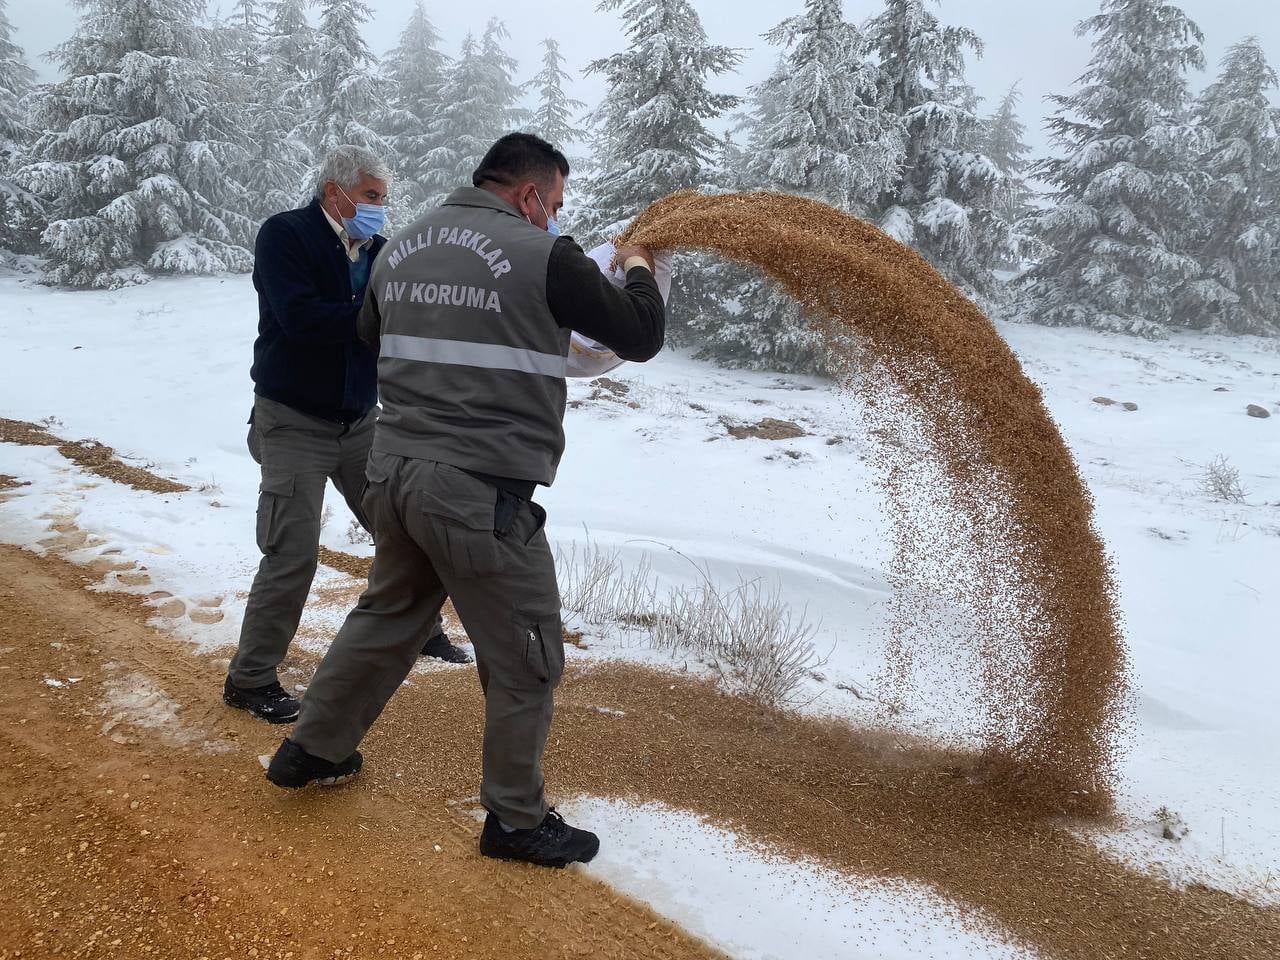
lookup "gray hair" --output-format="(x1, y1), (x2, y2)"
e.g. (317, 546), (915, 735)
(312, 145), (393, 198)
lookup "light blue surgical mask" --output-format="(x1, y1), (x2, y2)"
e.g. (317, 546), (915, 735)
(534, 189), (560, 237)
(337, 185), (386, 240)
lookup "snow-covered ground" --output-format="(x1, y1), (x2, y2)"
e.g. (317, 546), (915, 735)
(2, 270), (1278, 939)
(564, 796), (1036, 960)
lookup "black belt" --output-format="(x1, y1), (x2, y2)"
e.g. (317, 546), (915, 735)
(458, 467), (536, 502)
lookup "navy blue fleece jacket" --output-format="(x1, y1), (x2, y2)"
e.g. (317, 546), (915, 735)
(249, 199), (386, 422)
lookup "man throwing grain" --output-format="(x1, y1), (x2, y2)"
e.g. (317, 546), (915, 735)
(265, 133), (666, 868)
(225, 146), (470, 726)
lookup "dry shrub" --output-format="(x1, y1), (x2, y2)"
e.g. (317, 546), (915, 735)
(619, 191), (1129, 816)
(556, 539), (819, 707)
(1197, 454), (1247, 503)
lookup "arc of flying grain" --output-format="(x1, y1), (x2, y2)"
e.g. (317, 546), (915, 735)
(618, 191), (1128, 816)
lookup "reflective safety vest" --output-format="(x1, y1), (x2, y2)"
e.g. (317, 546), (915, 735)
(369, 187), (570, 486)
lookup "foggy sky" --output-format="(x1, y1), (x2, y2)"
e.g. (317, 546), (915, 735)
(8, 0), (1279, 162)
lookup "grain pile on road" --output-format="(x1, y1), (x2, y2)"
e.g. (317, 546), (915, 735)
(619, 191), (1128, 815)
(3, 542), (1277, 960)
(0, 416), (188, 494)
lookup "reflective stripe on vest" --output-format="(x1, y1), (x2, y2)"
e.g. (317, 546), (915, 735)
(380, 334), (567, 379)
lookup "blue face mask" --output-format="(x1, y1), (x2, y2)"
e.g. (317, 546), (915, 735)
(534, 189), (560, 237)
(337, 185), (386, 240)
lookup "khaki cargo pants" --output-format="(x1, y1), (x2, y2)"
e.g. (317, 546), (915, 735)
(290, 452), (564, 829)
(229, 397), (444, 689)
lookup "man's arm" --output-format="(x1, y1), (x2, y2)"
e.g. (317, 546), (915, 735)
(357, 283), (381, 352)
(255, 217), (362, 345)
(546, 237), (666, 362)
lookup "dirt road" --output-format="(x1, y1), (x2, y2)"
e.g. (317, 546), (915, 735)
(1, 540), (1277, 960)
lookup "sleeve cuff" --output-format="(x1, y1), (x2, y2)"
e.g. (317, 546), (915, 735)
(623, 255), (651, 274)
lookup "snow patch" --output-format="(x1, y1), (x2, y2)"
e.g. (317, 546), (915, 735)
(101, 672), (188, 743)
(561, 796), (1035, 960)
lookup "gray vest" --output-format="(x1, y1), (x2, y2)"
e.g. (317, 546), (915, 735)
(370, 187), (570, 485)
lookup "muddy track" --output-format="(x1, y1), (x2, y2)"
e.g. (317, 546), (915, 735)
(0, 523), (1277, 958)
(0, 544), (725, 960)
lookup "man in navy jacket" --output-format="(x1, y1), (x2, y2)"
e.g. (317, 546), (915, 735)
(225, 146), (468, 724)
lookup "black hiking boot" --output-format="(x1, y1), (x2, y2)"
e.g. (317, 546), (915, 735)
(223, 676), (300, 724)
(265, 737), (362, 789)
(479, 809), (599, 868)
(421, 632), (472, 664)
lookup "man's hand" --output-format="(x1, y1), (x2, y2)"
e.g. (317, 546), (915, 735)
(614, 243), (656, 274)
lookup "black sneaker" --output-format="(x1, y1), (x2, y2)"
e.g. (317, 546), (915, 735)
(479, 809), (599, 868)
(265, 737), (362, 788)
(223, 677), (300, 724)
(421, 632), (473, 664)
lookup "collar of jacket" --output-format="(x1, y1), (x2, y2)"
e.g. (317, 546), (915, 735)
(441, 186), (526, 221)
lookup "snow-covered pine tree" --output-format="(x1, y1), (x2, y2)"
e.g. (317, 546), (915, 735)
(869, 0), (1016, 301)
(14, 0), (255, 287)
(935, 59), (985, 154)
(984, 83), (1035, 228)
(0, 0), (34, 161)
(382, 0), (449, 226)
(294, 0), (390, 160)
(1017, 0), (1206, 338)
(528, 38), (586, 151)
(581, 0), (741, 344)
(581, 0), (740, 239)
(693, 0), (904, 372)
(477, 19), (530, 136)
(420, 20), (529, 205)
(222, 0), (313, 219)
(262, 0), (319, 103)
(1180, 37), (1280, 335)
(227, 0), (271, 74)
(743, 1), (901, 213)
(0, 0), (42, 255)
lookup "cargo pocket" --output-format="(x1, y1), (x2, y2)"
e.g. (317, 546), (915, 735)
(513, 594), (564, 689)
(421, 481), (503, 579)
(245, 406), (263, 464)
(360, 455), (392, 521)
(256, 472), (295, 554)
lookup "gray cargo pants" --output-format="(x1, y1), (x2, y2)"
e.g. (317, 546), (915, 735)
(290, 452), (564, 829)
(229, 396), (444, 688)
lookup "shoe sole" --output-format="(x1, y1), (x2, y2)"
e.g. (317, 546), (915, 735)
(420, 651), (473, 664)
(266, 753), (363, 790)
(223, 693), (299, 725)
(267, 770), (360, 789)
(479, 838), (600, 869)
